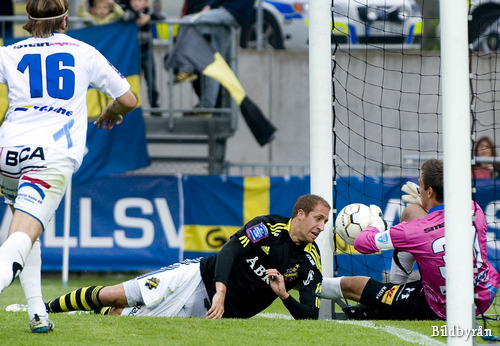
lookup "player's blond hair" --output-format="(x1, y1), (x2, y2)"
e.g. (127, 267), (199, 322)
(23, 0), (69, 38)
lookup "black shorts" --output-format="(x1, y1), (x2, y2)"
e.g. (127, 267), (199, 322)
(359, 279), (440, 320)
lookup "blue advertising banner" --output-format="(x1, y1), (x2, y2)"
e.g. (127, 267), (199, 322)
(1, 175), (499, 275)
(30, 176), (181, 271)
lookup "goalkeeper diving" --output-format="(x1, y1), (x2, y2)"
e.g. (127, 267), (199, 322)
(322, 159), (500, 320)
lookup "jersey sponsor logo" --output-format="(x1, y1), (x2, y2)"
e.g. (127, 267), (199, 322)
(424, 222), (444, 233)
(375, 232), (389, 243)
(375, 286), (387, 299)
(126, 305), (142, 316)
(304, 243), (322, 272)
(374, 231), (393, 251)
(400, 287), (415, 300)
(246, 255), (270, 283)
(315, 282), (322, 296)
(303, 270), (314, 286)
(19, 175), (51, 200)
(305, 254), (315, 267)
(6, 147), (45, 166)
(246, 222), (269, 243)
(381, 285), (400, 305)
(13, 42), (80, 50)
(145, 277), (160, 290)
(284, 264), (299, 282)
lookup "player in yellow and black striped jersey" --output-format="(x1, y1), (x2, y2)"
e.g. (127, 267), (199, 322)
(199, 210), (326, 319)
(36, 194), (329, 320)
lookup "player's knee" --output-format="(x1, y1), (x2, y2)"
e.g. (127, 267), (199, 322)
(340, 276), (368, 301)
(99, 284), (127, 307)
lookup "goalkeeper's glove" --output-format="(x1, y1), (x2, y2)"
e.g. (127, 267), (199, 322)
(401, 181), (422, 206)
(369, 205), (387, 232)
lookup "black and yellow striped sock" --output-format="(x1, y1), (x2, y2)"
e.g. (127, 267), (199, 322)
(45, 285), (105, 313)
(94, 307), (112, 315)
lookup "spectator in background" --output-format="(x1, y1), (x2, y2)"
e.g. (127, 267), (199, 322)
(182, 0), (209, 17)
(173, 0), (254, 115)
(0, 0), (14, 39)
(122, 0), (163, 116)
(472, 136), (500, 179)
(78, 0), (124, 25)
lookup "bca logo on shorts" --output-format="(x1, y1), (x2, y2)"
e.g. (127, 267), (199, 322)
(145, 277), (160, 290)
(246, 222), (269, 243)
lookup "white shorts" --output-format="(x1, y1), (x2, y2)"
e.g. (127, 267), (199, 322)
(121, 259), (210, 317)
(0, 146), (74, 230)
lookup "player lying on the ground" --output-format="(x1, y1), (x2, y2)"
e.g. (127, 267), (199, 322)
(8, 194), (329, 319)
(321, 159), (500, 320)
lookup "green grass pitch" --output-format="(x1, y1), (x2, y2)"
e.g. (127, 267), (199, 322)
(0, 272), (496, 345)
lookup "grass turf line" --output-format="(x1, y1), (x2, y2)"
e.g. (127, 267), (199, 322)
(0, 273), (495, 345)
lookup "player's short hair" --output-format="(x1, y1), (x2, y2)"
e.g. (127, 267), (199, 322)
(291, 194), (330, 218)
(421, 159), (444, 203)
(24, 0), (69, 38)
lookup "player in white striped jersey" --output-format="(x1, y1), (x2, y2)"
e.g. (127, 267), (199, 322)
(0, 0), (136, 333)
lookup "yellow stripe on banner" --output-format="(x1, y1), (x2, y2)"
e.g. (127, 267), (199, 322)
(0, 84), (8, 125)
(243, 177), (270, 224)
(203, 52), (246, 105)
(184, 225), (240, 252)
(86, 75), (141, 120)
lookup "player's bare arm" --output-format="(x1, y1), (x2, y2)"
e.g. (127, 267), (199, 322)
(206, 281), (226, 319)
(94, 90), (137, 130)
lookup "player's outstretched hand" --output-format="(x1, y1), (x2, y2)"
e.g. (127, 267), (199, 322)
(401, 181), (422, 206)
(369, 205), (387, 232)
(94, 112), (123, 130)
(206, 291), (225, 319)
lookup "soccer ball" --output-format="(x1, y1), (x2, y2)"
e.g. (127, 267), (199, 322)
(335, 203), (371, 245)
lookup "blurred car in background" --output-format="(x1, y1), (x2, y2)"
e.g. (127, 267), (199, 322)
(332, 0), (422, 45)
(156, 0), (422, 50)
(241, 0), (422, 49)
(240, 0), (309, 49)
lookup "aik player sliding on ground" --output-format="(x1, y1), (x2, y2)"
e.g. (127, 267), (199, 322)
(10, 194), (330, 319)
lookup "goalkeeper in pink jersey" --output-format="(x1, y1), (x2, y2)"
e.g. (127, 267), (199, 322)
(321, 159), (500, 320)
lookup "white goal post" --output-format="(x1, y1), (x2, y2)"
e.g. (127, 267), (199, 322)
(311, 0), (476, 333)
(440, 0), (474, 344)
(309, 0), (334, 320)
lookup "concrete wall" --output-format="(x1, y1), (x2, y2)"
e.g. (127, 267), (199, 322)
(146, 47), (500, 176)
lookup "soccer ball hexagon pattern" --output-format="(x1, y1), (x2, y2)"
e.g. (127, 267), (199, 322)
(335, 203), (371, 245)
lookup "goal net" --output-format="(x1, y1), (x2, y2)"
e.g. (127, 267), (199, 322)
(331, 0), (500, 325)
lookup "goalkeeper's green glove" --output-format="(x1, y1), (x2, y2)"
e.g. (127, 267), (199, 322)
(401, 181), (422, 206)
(369, 205), (387, 232)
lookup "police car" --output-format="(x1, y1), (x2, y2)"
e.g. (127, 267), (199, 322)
(240, 0), (309, 49)
(332, 0), (422, 45)
(240, 0), (422, 49)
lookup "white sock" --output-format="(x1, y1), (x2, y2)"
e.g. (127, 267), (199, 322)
(321, 277), (344, 300)
(0, 232), (32, 293)
(20, 240), (45, 320)
(390, 251), (416, 285)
